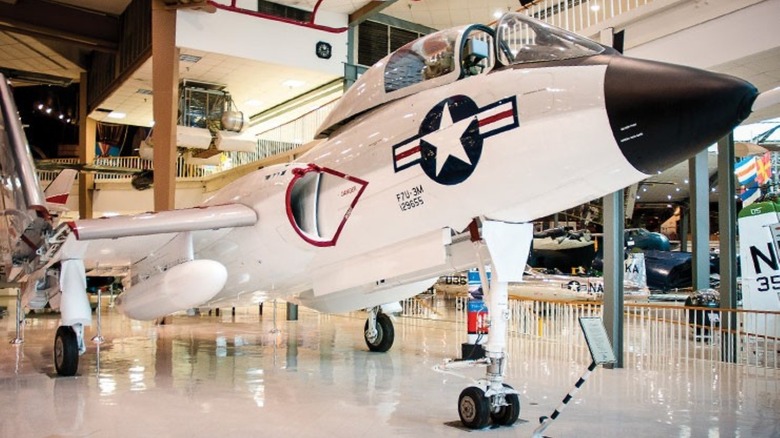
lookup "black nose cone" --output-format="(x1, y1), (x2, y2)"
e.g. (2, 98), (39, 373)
(604, 56), (758, 175)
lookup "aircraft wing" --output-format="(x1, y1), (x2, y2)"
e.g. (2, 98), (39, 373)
(60, 204), (257, 266)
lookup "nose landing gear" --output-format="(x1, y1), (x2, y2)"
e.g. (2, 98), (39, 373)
(452, 219), (532, 430)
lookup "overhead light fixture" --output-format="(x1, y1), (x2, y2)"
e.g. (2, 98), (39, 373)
(493, 10), (503, 19)
(244, 99), (263, 107)
(590, 3), (601, 12)
(108, 111), (126, 119)
(282, 80), (305, 89)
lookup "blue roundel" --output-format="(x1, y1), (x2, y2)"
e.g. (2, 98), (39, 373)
(418, 95), (483, 185)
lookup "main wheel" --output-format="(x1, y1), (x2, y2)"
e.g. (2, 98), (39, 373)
(54, 326), (79, 376)
(458, 386), (490, 429)
(491, 384), (521, 426)
(364, 312), (394, 352)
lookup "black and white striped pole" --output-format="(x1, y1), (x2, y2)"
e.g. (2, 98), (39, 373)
(533, 360), (597, 437)
(533, 317), (616, 437)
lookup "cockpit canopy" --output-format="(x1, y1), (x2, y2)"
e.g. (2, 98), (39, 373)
(315, 13), (609, 138)
(495, 13), (606, 65)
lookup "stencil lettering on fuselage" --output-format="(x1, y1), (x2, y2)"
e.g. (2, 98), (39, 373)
(392, 95), (519, 185)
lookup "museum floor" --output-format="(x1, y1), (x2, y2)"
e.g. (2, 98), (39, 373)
(0, 296), (777, 438)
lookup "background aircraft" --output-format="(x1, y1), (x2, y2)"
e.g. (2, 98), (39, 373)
(1, 12), (771, 430)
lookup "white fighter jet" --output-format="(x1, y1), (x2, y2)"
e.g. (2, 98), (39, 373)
(0, 13), (771, 429)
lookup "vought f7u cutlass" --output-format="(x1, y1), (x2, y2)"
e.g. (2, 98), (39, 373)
(0, 14), (771, 429)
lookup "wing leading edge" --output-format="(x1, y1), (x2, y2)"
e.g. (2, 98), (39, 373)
(67, 204), (257, 241)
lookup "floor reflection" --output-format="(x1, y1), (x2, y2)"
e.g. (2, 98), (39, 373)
(0, 296), (778, 437)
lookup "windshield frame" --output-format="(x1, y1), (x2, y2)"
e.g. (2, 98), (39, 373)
(494, 13), (608, 66)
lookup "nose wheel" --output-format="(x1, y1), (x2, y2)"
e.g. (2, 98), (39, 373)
(491, 384), (520, 426)
(458, 384), (521, 429)
(458, 386), (490, 429)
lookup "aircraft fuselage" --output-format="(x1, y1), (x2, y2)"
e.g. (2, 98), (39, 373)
(193, 57), (715, 312)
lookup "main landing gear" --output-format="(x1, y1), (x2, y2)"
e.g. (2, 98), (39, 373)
(364, 307), (394, 352)
(53, 259), (92, 377)
(454, 219), (532, 430)
(54, 325), (82, 376)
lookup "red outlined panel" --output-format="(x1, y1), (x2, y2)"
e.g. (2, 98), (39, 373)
(285, 164), (368, 247)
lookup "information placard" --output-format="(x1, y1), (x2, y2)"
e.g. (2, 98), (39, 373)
(578, 317), (616, 365)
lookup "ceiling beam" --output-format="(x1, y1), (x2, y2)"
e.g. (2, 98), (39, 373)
(0, 0), (119, 52)
(349, 0), (399, 27)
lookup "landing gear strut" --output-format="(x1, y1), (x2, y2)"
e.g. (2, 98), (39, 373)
(364, 307), (394, 352)
(455, 219), (532, 429)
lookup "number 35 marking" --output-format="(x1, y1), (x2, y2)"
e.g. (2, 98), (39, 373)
(756, 275), (780, 292)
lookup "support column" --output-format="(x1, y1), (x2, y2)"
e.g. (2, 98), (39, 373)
(598, 27), (623, 368)
(689, 150), (710, 290)
(152, 0), (179, 212)
(717, 133), (738, 363)
(286, 302), (298, 321)
(679, 206), (689, 252)
(602, 189), (624, 368)
(78, 72), (95, 219)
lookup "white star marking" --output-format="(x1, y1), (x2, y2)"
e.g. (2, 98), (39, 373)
(420, 102), (477, 177)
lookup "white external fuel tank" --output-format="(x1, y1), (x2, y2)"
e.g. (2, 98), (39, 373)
(116, 259), (228, 320)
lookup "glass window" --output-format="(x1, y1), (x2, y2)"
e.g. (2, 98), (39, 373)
(496, 13), (605, 66)
(384, 30), (459, 93)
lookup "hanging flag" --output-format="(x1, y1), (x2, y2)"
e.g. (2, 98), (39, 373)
(757, 152), (772, 185)
(741, 185), (761, 206)
(735, 156), (757, 186)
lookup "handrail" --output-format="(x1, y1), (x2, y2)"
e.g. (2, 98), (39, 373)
(518, 0), (657, 35)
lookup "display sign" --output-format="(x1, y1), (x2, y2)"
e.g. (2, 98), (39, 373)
(578, 317), (616, 365)
(770, 222), (780, 257)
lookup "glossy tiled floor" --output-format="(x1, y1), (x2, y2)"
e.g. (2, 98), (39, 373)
(0, 296), (778, 438)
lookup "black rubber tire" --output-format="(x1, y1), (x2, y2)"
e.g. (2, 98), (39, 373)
(54, 326), (79, 376)
(458, 386), (490, 429)
(491, 384), (521, 426)
(364, 312), (394, 352)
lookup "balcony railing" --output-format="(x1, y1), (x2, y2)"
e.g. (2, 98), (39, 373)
(36, 99), (339, 185)
(520, 0), (656, 34)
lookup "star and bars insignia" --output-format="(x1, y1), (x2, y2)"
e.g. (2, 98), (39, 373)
(391, 95), (519, 185)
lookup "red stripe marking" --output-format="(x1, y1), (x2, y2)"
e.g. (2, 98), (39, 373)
(478, 109), (513, 127)
(66, 221), (80, 240)
(47, 194), (68, 204)
(395, 145), (421, 161)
